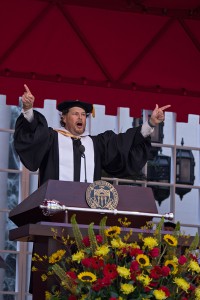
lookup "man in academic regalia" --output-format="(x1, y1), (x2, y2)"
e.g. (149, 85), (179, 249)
(14, 84), (170, 186)
(14, 84), (171, 297)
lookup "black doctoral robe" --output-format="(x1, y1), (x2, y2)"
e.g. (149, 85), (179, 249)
(14, 110), (151, 186)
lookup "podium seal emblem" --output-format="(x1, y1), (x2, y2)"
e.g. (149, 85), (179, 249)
(86, 180), (119, 209)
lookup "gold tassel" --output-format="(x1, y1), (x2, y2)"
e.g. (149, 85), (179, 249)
(54, 129), (81, 139)
(92, 105), (95, 118)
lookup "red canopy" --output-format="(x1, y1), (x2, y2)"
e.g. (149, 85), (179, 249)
(0, 0), (200, 121)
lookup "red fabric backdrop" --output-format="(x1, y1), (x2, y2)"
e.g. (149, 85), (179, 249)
(0, 0), (200, 122)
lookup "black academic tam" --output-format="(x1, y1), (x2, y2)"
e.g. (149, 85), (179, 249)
(57, 100), (93, 114)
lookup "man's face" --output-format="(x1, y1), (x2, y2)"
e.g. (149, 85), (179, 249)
(62, 106), (87, 136)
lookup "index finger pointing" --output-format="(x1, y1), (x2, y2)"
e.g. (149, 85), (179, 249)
(24, 84), (31, 94)
(159, 105), (171, 111)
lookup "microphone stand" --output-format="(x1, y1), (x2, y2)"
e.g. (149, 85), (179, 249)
(81, 152), (87, 183)
(79, 144), (87, 183)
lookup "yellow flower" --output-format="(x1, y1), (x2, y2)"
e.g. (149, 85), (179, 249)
(80, 295), (88, 300)
(105, 226), (121, 238)
(49, 249), (66, 264)
(136, 273), (152, 287)
(163, 234), (178, 247)
(173, 277), (190, 292)
(111, 238), (126, 249)
(195, 287), (200, 299)
(35, 216), (200, 300)
(143, 236), (158, 250)
(41, 274), (48, 281)
(72, 250), (85, 263)
(45, 291), (52, 300)
(117, 266), (131, 279)
(172, 256), (178, 263)
(47, 270), (53, 276)
(32, 253), (43, 262)
(136, 254), (150, 267)
(124, 229), (133, 242)
(95, 245), (110, 256)
(31, 266), (38, 272)
(164, 260), (178, 274)
(120, 283), (135, 294)
(129, 242), (139, 249)
(153, 289), (167, 299)
(118, 217), (131, 227)
(78, 271), (97, 282)
(188, 260), (200, 273)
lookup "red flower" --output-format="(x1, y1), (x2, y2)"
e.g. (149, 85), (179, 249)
(109, 298), (117, 300)
(149, 247), (160, 258)
(161, 266), (170, 276)
(189, 254), (198, 262)
(160, 286), (170, 297)
(150, 281), (159, 287)
(92, 257), (104, 269)
(81, 257), (104, 269)
(150, 266), (163, 279)
(103, 264), (118, 279)
(81, 257), (93, 268)
(150, 266), (170, 279)
(129, 248), (143, 257)
(149, 281), (159, 287)
(189, 284), (195, 291)
(130, 260), (141, 281)
(92, 277), (112, 291)
(82, 236), (90, 247)
(68, 296), (77, 300)
(96, 235), (103, 244)
(130, 260), (140, 272)
(131, 271), (141, 281)
(144, 286), (151, 292)
(82, 235), (103, 246)
(178, 255), (187, 265)
(66, 271), (77, 279)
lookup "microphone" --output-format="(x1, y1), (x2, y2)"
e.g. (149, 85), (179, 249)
(79, 144), (87, 183)
(79, 144), (85, 157)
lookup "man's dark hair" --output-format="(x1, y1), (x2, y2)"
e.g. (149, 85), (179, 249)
(60, 109), (69, 127)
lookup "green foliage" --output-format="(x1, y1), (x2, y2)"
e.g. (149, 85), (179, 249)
(52, 264), (76, 294)
(70, 214), (85, 251)
(88, 223), (98, 256)
(99, 216), (108, 244)
(35, 216), (200, 300)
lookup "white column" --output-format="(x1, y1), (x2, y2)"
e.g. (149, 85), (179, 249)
(0, 95), (12, 290)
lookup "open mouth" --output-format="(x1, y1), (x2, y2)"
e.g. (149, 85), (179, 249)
(76, 122), (83, 128)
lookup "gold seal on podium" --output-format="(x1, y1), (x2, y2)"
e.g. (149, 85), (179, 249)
(86, 180), (119, 209)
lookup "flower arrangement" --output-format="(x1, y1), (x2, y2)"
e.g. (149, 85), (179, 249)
(32, 215), (200, 300)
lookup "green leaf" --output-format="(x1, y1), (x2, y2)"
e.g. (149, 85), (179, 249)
(88, 222), (98, 255)
(52, 264), (76, 294)
(70, 214), (85, 251)
(99, 216), (108, 244)
(154, 217), (165, 245)
(188, 232), (199, 252)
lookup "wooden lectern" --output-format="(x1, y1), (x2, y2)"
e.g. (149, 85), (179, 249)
(9, 180), (158, 299)
(9, 179), (158, 228)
